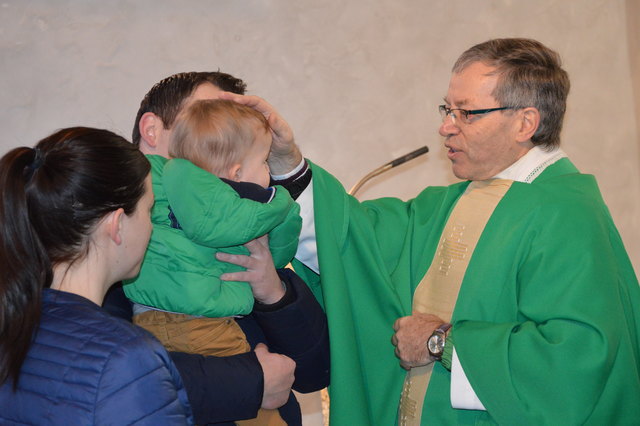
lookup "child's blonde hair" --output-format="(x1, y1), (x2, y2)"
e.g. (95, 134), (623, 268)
(169, 99), (270, 175)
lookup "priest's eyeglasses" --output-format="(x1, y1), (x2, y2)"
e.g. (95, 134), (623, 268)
(439, 105), (514, 125)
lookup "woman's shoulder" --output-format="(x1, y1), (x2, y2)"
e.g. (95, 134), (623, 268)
(3, 290), (190, 425)
(41, 289), (168, 361)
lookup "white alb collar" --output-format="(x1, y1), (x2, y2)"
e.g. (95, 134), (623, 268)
(494, 146), (567, 183)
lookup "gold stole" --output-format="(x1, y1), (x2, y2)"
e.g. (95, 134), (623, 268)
(398, 179), (513, 425)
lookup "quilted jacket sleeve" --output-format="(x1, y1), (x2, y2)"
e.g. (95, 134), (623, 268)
(265, 189), (301, 268)
(163, 159), (296, 247)
(95, 331), (194, 425)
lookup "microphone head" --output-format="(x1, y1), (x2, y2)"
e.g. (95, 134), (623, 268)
(388, 146), (429, 168)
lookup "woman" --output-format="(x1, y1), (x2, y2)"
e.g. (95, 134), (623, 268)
(0, 127), (193, 424)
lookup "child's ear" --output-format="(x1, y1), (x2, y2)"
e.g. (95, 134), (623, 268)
(227, 163), (242, 182)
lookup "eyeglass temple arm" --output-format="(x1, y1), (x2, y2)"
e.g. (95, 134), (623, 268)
(348, 146), (429, 197)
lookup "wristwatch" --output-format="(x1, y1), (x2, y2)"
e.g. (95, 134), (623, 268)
(427, 323), (452, 361)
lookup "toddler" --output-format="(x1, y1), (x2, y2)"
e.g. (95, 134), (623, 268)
(124, 99), (301, 358)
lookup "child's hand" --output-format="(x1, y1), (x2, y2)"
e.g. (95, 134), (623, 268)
(217, 235), (286, 304)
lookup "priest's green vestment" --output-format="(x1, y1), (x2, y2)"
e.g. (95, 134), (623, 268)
(294, 158), (640, 425)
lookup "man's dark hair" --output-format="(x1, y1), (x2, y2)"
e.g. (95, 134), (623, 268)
(131, 71), (247, 145)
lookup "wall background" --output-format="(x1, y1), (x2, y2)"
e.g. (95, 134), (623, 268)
(1, 1), (638, 270)
(2, 1), (639, 423)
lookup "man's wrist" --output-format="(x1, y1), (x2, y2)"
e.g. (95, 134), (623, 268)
(270, 159), (312, 200)
(427, 323), (452, 362)
(268, 146), (303, 176)
(254, 280), (295, 312)
(270, 156), (306, 181)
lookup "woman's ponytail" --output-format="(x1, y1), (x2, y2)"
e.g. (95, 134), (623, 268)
(0, 147), (51, 388)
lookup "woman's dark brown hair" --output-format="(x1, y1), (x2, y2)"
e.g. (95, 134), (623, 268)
(0, 127), (150, 388)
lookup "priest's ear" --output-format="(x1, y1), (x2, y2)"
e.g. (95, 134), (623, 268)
(515, 107), (540, 143)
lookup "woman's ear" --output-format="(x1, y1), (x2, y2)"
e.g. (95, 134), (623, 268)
(106, 208), (125, 245)
(515, 107), (540, 143)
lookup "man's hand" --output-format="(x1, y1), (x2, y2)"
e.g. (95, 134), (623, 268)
(254, 343), (296, 409)
(217, 235), (285, 304)
(392, 312), (445, 370)
(217, 92), (302, 175)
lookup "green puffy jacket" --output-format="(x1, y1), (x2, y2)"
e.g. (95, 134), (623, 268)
(123, 155), (302, 317)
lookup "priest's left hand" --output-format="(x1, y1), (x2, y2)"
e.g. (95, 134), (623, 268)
(392, 312), (444, 370)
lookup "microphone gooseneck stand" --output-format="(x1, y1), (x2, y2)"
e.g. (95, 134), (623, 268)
(348, 146), (429, 197)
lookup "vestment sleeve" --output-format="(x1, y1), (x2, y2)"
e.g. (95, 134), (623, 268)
(454, 188), (640, 425)
(163, 158), (297, 248)
(305, 159), (425, 263)
(291, 161), (432, 425)
(95, 332), (194, 425)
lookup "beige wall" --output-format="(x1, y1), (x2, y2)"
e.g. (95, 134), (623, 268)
(1, 0), (639, 272)
(629, 0), (640, 170)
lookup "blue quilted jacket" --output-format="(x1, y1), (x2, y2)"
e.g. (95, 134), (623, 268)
(0, 289), (194, 425)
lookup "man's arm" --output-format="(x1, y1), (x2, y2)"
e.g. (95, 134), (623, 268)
(253, 268), (330, 392)
(217, 237), (330, 393)
(169, 350), (262, 424)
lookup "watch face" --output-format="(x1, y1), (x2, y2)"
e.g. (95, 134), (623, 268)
(428, 333), (445, 357)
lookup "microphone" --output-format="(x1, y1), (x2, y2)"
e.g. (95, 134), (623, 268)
(348, 146), (429, 196)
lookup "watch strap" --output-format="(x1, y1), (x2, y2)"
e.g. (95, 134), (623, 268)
(436, 323), (452, 334)
(428, 323), (452, 360)
(441, 328), (454, 371)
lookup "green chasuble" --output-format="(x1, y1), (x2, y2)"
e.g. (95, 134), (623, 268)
(293, 158), (640, 425)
